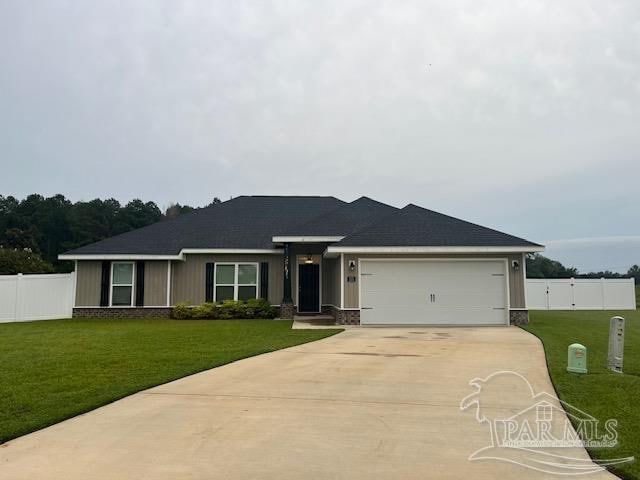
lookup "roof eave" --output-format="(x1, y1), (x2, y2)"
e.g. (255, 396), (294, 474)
(323, 245), (545, 257)
(272, 236), (345, 244)
(59, 248), (284, 261)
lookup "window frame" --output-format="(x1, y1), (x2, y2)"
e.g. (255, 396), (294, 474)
(213, 262), (259, 302)
(110, 261), (136, 307)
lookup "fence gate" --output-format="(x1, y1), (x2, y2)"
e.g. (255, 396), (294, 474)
(526, 278), (636, 310)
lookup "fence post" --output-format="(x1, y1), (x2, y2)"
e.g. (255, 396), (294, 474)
(570, 277), (576, 310)
(14, 273), (23, 322)
(545, 280), (550, 310)
(601, 277), (606, 309)
(69, 270), (77, 317)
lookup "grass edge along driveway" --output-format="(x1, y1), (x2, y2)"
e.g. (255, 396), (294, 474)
(522, 310), (640, 480)
(0, 318), (342, 443)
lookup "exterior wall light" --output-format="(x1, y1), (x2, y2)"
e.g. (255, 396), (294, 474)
(304, 255), (314, 264)
(512, 260), (520, 271)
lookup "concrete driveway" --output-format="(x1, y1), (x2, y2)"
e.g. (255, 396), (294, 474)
(1, 326), (615, 479)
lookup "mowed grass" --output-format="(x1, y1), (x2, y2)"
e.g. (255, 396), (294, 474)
(523, 309), (640, 479)
(0, 318), (342, 443)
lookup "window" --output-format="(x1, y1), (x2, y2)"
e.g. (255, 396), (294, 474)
(214, 263), (258, 301)
(111, 262), (134, 306)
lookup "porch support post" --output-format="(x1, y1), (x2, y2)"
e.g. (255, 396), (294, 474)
(281, 242), (294, 319)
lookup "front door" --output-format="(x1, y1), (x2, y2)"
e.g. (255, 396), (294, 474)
(298, 264), (320, 312)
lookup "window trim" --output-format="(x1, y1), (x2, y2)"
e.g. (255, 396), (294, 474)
(110, 261), (136, 307)
(213, 262), (259, 302)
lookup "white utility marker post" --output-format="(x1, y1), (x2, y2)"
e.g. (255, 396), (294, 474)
(608, 316), (625, 373)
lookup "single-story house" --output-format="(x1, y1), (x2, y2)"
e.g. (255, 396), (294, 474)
(59, 196), (543, 325)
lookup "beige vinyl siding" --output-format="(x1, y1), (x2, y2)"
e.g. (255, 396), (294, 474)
(343, 254), (359, 309)
(508, 253), (526, 309)
(171, 254), (283, 305)
(75, 261), (103, 307)
(342, 253), (527, 310)
(321, 257), (340, 307)
(144, 261), (168, 307)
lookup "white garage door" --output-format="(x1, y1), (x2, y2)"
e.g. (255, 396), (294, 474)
(360, 260), (508, 325)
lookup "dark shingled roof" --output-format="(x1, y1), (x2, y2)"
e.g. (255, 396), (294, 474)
(63, 196), (345, 255)
(279, 196), (398, 236)
(62, 196), (541, 256)
(336, 204), (541, 247)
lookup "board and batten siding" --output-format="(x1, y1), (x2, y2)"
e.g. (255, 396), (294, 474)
(321, 256), (340, 307)
(508, 253), (526, 309)
(75, 260), (102, 307)
(144, 261), (168, 307)
(75, 260), (169, 307)
(171, 254), (283, 306)
(342, 253), (527, 310)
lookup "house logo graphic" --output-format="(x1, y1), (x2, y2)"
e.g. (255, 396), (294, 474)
(460, 371), (634, 475)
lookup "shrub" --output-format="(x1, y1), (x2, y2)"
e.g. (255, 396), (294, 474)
(192, 302), (218, 319)
(172, 302), (192, 319)
(171, 299), (277, 320)
(245, 298), (278, 319)
(217, 300), (245, 319)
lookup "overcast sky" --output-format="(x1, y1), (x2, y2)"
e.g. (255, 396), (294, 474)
(1, 1), (639, 271)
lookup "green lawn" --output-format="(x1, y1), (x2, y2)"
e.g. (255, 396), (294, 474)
(523, 310), (640, 479)
(0, 318), (341, 444)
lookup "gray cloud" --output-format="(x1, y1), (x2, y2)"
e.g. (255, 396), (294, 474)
(545, 235), (640, 272)
(1, 0), (639, 268)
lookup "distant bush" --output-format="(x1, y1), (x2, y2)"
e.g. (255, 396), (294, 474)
(171, 299), (277, 320)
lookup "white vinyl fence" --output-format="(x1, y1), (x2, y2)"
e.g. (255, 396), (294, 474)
(0, 273), (76, 323)
(526, 278), (636, 310)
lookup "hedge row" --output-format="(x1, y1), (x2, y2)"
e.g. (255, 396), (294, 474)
(171, 299), (278, 320)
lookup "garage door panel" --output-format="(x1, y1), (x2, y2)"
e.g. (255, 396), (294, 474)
(360, 260), (507, 325)
(430, 305), (506, 325)
(434, 279), (505, 308)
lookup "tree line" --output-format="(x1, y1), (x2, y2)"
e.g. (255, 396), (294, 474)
(526, 254), (639, 284)
(0, 194), (220, 273)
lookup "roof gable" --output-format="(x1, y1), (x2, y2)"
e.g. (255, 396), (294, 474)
(282, 196), (397, 236)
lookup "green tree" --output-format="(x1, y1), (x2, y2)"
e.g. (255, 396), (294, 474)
(578, 270), (625, 279)
(116, 199), (162, 233)
(0, 195), (24, 239)
(66, 198), (122, 250)
(0, 228), (39, 251)
(164, 203), (196, 219)
(526, 254), (579, 278)
(0, 248), (54, 275)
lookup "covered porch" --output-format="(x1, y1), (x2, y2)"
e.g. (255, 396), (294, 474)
(274, 238), (341, 320)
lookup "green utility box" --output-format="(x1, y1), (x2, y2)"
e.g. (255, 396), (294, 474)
(567, 343), (588, 374)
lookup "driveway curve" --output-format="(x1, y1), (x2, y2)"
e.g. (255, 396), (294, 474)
(0, 326), (615, 479)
